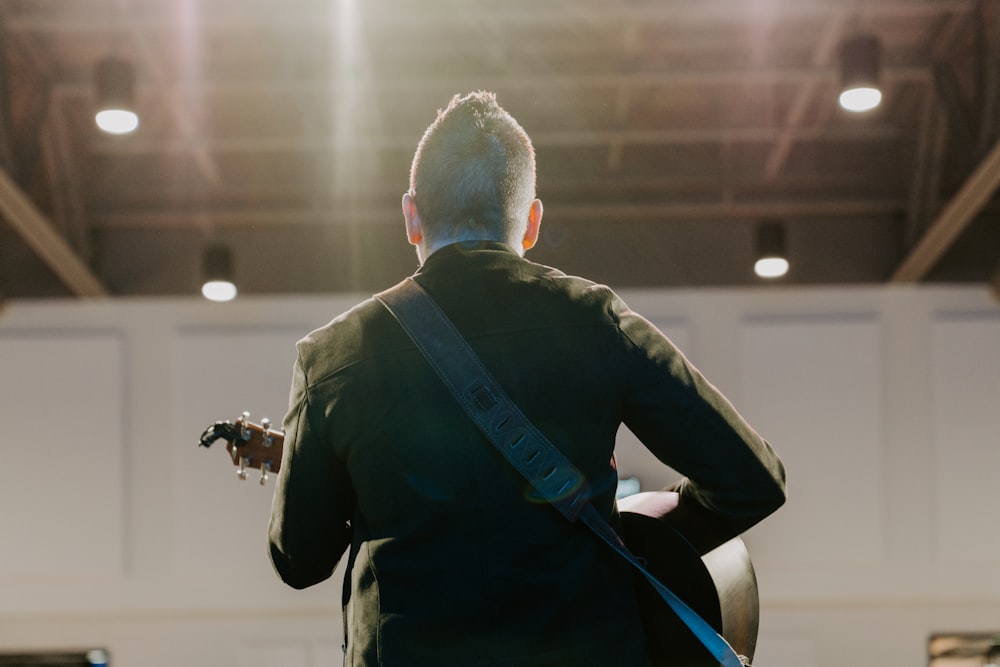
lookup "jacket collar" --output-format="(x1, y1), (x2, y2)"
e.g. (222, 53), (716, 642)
(416, 241), (520, 273)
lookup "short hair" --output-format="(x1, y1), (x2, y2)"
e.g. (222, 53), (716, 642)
(408, 91), (536, 246)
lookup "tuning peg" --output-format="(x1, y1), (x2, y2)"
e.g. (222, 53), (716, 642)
(239, 411), (250, 440)
(261, 417), (274, 448)
(237, 455), (249, 480)
(259, 461), (272, 486)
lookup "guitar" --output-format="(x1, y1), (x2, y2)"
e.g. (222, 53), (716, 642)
(198, 416), (756, 664)
(198, 412), (284, 485)
(618, 491), (758, 666)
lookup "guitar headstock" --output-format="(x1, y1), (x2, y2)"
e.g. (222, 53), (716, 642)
(199, 411), (284, 485)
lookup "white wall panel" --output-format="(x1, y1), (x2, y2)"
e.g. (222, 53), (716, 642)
(238, 644), (309, 667)
(0, 332), (124, 576)
(313, 643), (344, 665)
(237, 642), (343, 667)
(737, 317), (884, 566)
(930, 314), (1000, 565)
(0, 287), (997, 667)
(754, 636), (821, 667)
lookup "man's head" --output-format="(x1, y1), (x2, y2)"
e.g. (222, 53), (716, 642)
(403, 91), (542, 262)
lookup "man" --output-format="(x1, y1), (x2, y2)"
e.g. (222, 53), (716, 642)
(268, 91), (786, 666)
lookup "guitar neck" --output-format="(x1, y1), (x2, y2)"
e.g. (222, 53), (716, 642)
(200, 412), (284, 484)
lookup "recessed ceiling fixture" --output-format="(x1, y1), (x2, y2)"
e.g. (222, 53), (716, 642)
(94, 55), (139, 134)
(201, 244), (238, 302)
(754, 221), (789, 279)
(838, 33), (882, 113)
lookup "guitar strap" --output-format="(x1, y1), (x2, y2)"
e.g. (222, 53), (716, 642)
(375, 278), (749, 667)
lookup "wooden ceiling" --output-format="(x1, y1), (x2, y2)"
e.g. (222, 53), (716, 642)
(1, 0), (998, 299)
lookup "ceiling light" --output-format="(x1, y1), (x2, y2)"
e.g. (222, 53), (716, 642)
(202, 244), (238, 302)
(94, 56), (139, 134)
(754, 220), (789, 279)
(839, 33), (882, 113)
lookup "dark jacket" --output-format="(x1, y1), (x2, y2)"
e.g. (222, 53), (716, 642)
(268, 242), (786, 666)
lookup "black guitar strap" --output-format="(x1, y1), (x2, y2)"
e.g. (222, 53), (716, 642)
(375, 277), (747, 667)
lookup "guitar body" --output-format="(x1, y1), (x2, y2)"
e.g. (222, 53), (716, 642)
(619, 492), (758, 666)
(200, 417), (757, 664)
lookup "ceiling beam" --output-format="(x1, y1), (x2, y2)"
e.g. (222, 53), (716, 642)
(606, 18), (641, 172)
(976, 0), (1000, 154)
(87, 124), (904, 157)
(3, 1), (975, 33)
(905, 86), (943, 245)
(0, 167), (107, 297)
(131, 26), (221, 187)
(763, 8), (849, 181)
(50, 65), (932, 99)
(0, 8), (17, 175)
(891, 138), (1000, 282)
(94, 198), (903, 229)
(40, 99), (89, 257)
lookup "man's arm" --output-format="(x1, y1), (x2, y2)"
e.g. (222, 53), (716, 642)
(617, 306), (787, 542)
(268, 354), (353, 589)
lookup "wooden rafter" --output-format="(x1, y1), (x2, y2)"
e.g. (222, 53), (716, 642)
(0, 167), (107, 297)
(891, 138), (1000, 282)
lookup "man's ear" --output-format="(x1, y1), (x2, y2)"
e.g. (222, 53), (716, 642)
(522, 198), (543, 251)
(402, 192), (422, 246)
